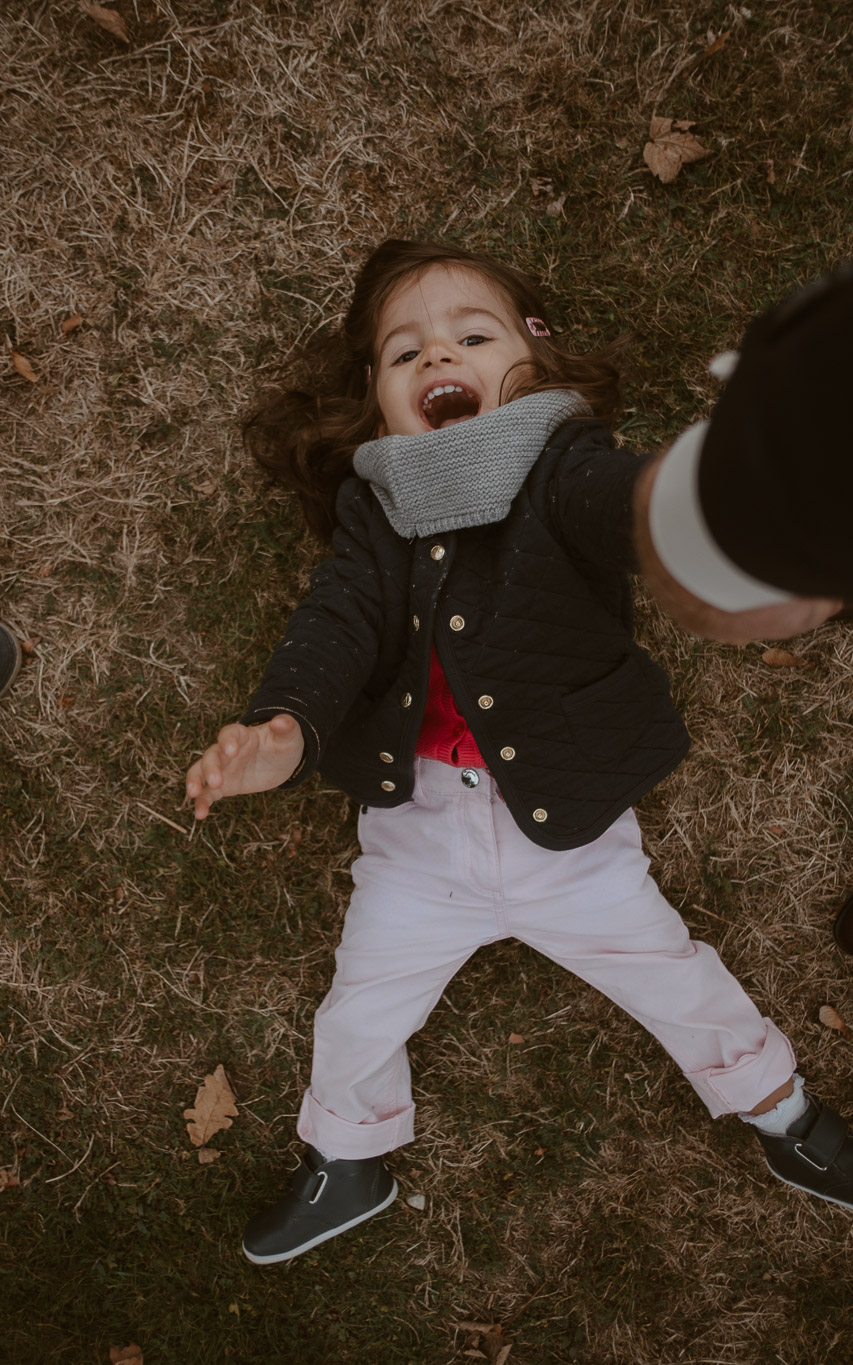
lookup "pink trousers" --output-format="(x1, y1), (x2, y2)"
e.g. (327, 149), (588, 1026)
(297, 759), (795, 1159)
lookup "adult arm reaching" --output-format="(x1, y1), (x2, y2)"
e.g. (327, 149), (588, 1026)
(634, 266), (852, 640)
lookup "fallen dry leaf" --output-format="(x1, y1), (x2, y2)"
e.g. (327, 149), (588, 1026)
(197, 1147), (221, 1164)
(762, 648), (814, 668)
(766, 824), (785, 836)
(183, 1064), (238, 1147)
(819, 1004), (851, 1039)
(459, 1323), (512, 1364)
(20, 636), (42, 656)
(508, 1032), (525, 1045)
(61, 313), (84, 335)
(406, 1192), (426, 1210)
(109, 1346), (143, 1365)
(81, 1), (130, 43)
(11, 351), (39, 383)
(643, 117), (709, 183)
(0, 1169), (21, 1190)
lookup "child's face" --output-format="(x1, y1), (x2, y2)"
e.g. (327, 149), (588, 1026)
(372, 265), (534, 436)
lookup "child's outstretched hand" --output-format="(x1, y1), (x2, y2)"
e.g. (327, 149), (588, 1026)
(186, 714), (305, 820)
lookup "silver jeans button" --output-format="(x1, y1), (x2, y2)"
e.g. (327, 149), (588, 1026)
(460, 768), (480, 788)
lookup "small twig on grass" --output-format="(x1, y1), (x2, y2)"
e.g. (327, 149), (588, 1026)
(136, 801), (190, 836)
(504, 1279), (553, 1324)
(45, 1133), (96, 1184)
(689, 902), (729, 923)
(9, 1105), (69, 1161)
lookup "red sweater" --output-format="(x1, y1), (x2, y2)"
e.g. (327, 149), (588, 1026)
(415, 644), (486, 767)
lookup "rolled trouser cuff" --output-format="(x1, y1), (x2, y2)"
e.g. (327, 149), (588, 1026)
(296, 1090), (416, 1160)
(687, 1018), (796, 1118)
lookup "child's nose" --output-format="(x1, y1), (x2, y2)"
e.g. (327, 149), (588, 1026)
(419, 335), (457, 367)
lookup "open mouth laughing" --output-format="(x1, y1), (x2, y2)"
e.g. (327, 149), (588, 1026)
(421, 382), (481, 430)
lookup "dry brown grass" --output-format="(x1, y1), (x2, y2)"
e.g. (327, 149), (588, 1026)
(2, 1), (852, 1362)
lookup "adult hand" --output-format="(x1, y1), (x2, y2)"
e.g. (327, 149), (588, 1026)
(186, 714), (305, 819)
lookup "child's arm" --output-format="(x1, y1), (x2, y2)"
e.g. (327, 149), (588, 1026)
(189, 479), (387, 811)
(186, 713), (305, 819)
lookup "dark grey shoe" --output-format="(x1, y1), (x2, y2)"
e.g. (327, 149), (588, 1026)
(832, 892), (853, 955)
(0, 623), (22, 699)
(755, 1095), (853, 1211)
(242, 1146), (398, 1265)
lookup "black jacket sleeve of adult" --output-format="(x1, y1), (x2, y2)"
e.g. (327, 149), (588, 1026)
(699, 266), (853, 599)
(240, 480), (386, 784)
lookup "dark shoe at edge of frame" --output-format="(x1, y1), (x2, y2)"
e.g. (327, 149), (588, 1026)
(0, 623), (22, 699)
(755, 1094), (853, 1211)
(242, 1145), (398, 1265)
(832, 892), (853, 955)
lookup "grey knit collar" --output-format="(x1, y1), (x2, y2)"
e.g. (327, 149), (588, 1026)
(352, 390), (590, 538)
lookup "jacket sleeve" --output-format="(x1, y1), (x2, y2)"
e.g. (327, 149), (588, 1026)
(545, 420), (652, 574)
(240, 480), (387, 787)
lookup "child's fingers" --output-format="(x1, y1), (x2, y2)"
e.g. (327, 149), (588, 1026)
(217, 721), (250, 758)
(185, 759), (203, 798)
(268, 713), (298, 741)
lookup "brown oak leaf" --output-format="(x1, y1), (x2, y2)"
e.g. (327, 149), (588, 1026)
(183, 1065), (238, 1147)
(11, 351), (39, 383)
(762, 648), (814, 668)
(61, 313), (84, 335)
(0, 1168), (21, 1190)
(81, 1), (130, 43)
(458, 1324), (512, 1364)
(198, 1147), (221, 1164)
(643, 118), (709, 183)
(819, 1004), (851, 1039)
(508, 1033), (525, 1045)
(109, 1346), (143, 1365)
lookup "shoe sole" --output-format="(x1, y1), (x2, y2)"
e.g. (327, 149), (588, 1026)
(764, 1157), (853, 1212)
(0, 624), (22, 700)
(242, 1178), (399, 1265)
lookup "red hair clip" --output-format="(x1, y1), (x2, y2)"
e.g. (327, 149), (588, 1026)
(525, 317), (550, 338)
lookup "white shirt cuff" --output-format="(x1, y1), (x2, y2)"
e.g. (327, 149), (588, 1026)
(648, 422), (794, 612)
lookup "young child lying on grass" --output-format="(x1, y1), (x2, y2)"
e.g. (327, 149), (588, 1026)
(187, 239), (853, 1265)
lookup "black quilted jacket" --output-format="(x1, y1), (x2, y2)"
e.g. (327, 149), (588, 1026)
(243, 419), (690, 851)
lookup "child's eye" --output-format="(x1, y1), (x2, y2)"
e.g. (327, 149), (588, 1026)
(461, 334), (488, 347)
(392, 349), (419, 365)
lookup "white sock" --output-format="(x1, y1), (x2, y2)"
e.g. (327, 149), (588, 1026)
(738, 1073), (809, 1135)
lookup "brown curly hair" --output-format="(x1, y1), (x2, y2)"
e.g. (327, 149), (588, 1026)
(244, 239), (627, 539)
